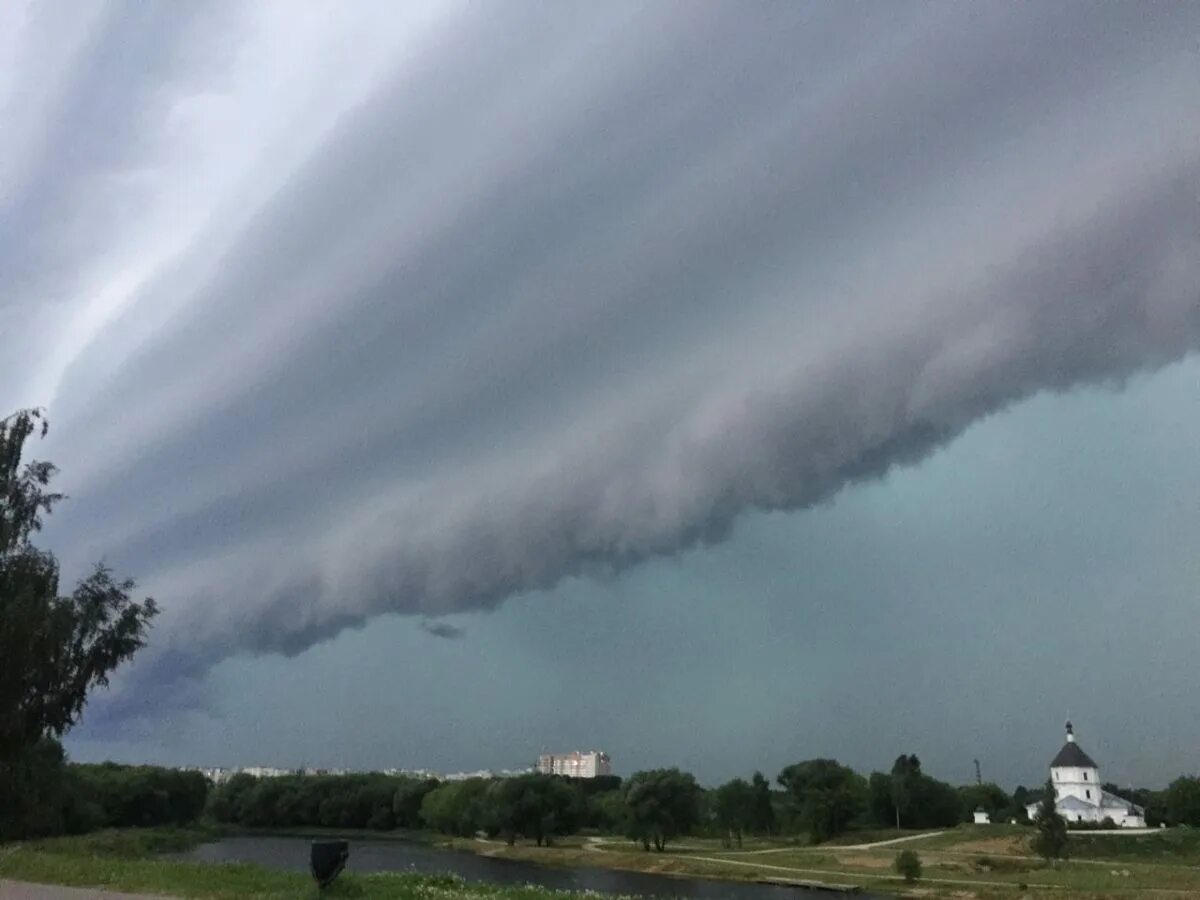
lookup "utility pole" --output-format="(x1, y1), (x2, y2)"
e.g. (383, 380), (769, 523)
(974, 759), (982, 786)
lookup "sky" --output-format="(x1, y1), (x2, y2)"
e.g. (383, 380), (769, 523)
(1, 1), (1199, 790)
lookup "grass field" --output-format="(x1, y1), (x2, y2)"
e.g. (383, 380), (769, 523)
(461, 825), (1200, 898)
(6, 825), (1200, 899)
(0, 829), (627, 900)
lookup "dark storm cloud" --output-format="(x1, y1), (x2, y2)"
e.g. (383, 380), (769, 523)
(2, 2), (1198, 717)
(421, 621), (466, 641)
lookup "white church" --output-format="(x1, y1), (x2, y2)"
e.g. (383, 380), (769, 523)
(1026, 722), (1145, 828)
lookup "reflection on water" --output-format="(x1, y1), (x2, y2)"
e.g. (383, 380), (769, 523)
(172, 835), (880, 899)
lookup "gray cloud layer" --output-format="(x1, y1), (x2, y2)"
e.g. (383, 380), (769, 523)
(2, 2), (1198, 718)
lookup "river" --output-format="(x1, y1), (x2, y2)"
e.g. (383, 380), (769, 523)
(171, 835), (882, 898)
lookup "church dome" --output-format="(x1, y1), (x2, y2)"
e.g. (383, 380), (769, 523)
(1050, 741), (1098, 768)
(1050, 720), (1098, 768)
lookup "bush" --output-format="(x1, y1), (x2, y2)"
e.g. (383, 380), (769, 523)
(894, 849), (922, 882)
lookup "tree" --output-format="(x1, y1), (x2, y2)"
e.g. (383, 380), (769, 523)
(777, 759), (865, 842)
(1011, 785), (1033, 824)
(958, 782), (1011, 823)
(393, 777), (439, 828)
(587, 789), (628, 833)
(714, 778), (755, 847)
(624, 768), (701, 852)
(1030, 779), (1069, 860)
(890, 754), (920, 828)
(1166, 776), (1200, 827)
(867, 758), (961, 829)
(485, 774), (583, 846)
(420, 778), (492, 836)
(894, 849), (922, 883)
(0, 409), (158, 840)
(750, 771), (776, 836)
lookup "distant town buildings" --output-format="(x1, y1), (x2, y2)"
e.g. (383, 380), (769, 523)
(184, 764), (531, 783)
(535, 750), (612, 778)
(1026, 722), (1146, 828)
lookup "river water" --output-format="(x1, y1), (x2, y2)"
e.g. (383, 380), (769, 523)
(172, 835), (882, 899)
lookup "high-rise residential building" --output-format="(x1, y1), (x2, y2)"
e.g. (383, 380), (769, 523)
(535, 750), (611, 778)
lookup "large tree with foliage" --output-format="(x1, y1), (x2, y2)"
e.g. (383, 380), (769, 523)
(623, 768), (701, 852)
(777, 759), (865, 842)
(0, 409), (158, 839)
(867, 756), (961, 829)
(957, 782), (1011, 823)
(890, 754), (920, 828)
(714, 777), (756, 847)
(750, 771), (776, 835)
(1030, 779), (1069, 860)
(420, 778), (493, 836)
(485, 774), (583, 846)
(1165, 776), (1200, 827)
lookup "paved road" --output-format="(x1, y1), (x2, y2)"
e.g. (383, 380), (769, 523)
(0, 881), (172, 900)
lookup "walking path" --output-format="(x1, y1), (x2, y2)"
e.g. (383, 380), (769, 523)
(0, 883), (170, 900)
(790, 831), (946, 852)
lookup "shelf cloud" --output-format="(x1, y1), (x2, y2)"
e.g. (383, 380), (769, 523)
(2, 2), (1198, 722)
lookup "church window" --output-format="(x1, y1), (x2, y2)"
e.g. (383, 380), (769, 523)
(1083, 772), (1088, 781)
(1086, 789), (1091, 799)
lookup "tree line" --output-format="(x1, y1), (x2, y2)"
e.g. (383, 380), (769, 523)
(198, 755), (1067, 849)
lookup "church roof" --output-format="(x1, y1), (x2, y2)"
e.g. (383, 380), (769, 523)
(1051, 741), (1098, 768)
(1100, 791), (1144, 813)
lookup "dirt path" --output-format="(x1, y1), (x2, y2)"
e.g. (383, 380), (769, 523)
(825, 831), (946, 850)
(0, 882), (172, 900)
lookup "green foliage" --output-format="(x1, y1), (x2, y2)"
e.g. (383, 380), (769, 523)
(749, 771), (776, 836)
(207, 772), (435, 831)
(713, 778), (755, 847)
(777, 759), (865, 842)
(894, 848), (921, 882)
(1030, 779), (1069, 860)
(484, 774), (584, 846)
(1, 410), (158, 840)
(0, 738), (72, 839)
(393, 777), (440, 827)
(67, 762), (208, 829)
(623, 768), (700, 851)
(957, 782), (1012, 823)
(1166, 776), (1200, 826)
(567, 774), (622, 796)
(420, 778), (493, 836)
(1069, 827), (1200, 862)
(586, 790), (628, 833)
(866, 754), (961, 829)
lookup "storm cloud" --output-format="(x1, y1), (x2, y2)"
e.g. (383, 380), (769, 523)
(2, 2), (1199, 716)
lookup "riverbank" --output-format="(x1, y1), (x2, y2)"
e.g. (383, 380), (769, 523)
(6, 825), (1200, 899)
(0, 829), (625, 900)
(447, 824), (1200, 898)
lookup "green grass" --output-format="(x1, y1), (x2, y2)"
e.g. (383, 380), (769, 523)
(1069, 827), (1200, 863)
(0, 830), (644, 900)
(10, 826), (1200, 900)
(818, 828), (918, 846)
